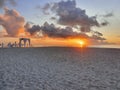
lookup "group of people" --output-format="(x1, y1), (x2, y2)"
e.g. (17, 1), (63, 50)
(0, 41), (31, 48)
(0, 41), (18, 48)
(0, 38), (31, 48)
(7, 41), (18, 48)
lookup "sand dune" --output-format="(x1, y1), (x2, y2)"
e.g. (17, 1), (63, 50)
(0, 47), (120, 90)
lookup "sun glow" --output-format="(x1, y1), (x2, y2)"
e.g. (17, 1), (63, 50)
(67, 38), (88, 47)
(74, 40), (86, 48)
(77, 40), (85, 47)
(31, 37), (89, 47)
(75, 38), (89, 47)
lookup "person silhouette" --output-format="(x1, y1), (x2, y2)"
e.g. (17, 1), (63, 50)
(1, 42), (4, 48)
(14, 41), (17, 47)
(7, 42), (11, 48)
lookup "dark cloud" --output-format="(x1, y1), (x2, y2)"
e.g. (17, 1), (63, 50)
(24, 22), (39, 36)
(26, 22), (89, 39)
(41, 22), (89, 39)
(27, 22), (105, 42)
(51, 17), (56, 20)
(92, 31), (103, 36)
(80, 26), (90, 32)
(41, 0), (112, 33)
(0, 7), (25, 36)
(49, 0), (100, 32)
(0, 0), (17, 8)
(101, 20), (109, 26)
(90, 31), (106, 41)
(91, 35), (106, 41)
(39, 0), (108, 42)
(27, 25), (41, 35)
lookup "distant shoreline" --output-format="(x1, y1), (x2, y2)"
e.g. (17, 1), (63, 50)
(1, 46), (120, 50)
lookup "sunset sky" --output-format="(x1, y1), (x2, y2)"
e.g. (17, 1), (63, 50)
(0, 0), (120, 47)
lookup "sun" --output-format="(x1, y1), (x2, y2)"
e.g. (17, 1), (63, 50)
(67, 39), (88, 47)
(77, 40), (85, 47)
(79, 40), (84, 45)
(74, 39), (88, 47)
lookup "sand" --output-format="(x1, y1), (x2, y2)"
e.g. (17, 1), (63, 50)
(0, 47), (120, 90)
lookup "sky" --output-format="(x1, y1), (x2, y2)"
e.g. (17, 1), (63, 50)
(0, 0), (120, 47)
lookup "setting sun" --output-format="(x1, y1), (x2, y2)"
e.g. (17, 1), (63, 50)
(77, 40), (85, 47)
(68, 39), (88, 47)
(78, 40), (84, 45)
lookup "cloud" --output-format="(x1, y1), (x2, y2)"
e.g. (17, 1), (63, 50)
(49, 0), (100, 32)
(50, 17), (56, 20)
(41, 22), (89, 39)
(0, 1), (107, 45)
(36, 3), (51, 15)
(90, 30), (106, 41)
(0, 7), (25, 37)
(101, 20), (109, 26)
(41, 0), (112, 32)
(26, 22), (89, 39)
(98, 12), (113, 26)
(0, 0), (17, 8)
(103, 12), (114, 18)
(25, 22), (41, 35)
(38, 0), (109, 43)
(92, 31), (103, 36)
(42, 3), (51, 11)
(27, 22), (106, 42)
(91, 35), (106, 41)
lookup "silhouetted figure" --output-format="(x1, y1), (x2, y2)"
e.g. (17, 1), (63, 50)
(14, 41), (17, 47)
(1, 42), (4, 48)
(7, 42), (12, 48)
(7, 42), (14, 48)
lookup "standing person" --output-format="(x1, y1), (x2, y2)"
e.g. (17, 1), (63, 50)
(1, 42), (4, 48)
(7, 42), (11, 48)
(14, 41), (17, 47)
(0, 43), (1, 48)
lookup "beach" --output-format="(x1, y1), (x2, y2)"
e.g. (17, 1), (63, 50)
(0, 47), (120, 90)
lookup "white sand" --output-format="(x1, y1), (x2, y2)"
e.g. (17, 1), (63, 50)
(0, 47), (120, 90)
